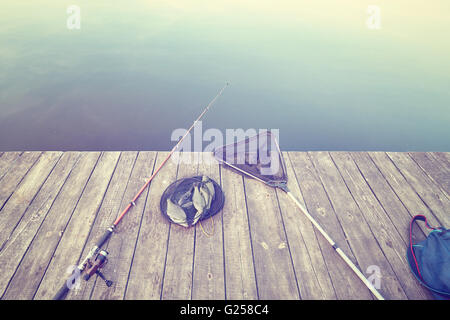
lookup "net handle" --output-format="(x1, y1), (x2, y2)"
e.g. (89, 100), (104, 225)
(285, 189), (384, 300)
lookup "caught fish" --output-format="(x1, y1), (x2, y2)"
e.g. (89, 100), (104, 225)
(199, 183), (212, 210)
(192, 208), (203, 225)
(192, 185), (206, 215)
(177, 185), (193, 207)
(166, 198), (188, 227)
(181, 201), (193, 209)
(202, 176), (215, 200)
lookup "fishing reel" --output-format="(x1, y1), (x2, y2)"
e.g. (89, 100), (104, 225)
(83, 249), (113, 287)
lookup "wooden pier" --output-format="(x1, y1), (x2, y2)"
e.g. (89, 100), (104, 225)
(0, 151), (448, 300)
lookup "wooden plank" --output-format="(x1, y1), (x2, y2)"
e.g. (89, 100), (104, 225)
(368, 152), (442, 230)
(0, 152), (42, 210)
(0, 152), (81, 297)
(161, 152), (198, 300)
(191, 152), (225, 300)
(33, 152), (120, 299)
(386, 152), (450, 227)
(0, 152), (63, 248)
(220, 162), (258, 300)
(308, 152), (407, 300)
(125, 152), (177, 299)
(1, 152), (101, 299)
(0, 152), (21, 180)
(408, 152), (449, 193)
(67, 152), (138, 300)
(350, 152), (426, 241)
(243, 171), (300, 299)
(1, 150), (440, 300)
(288, 152), (372, 300)
(89, 152), (157, 300)
(279, 152), (336, 299)
(330, 152), (431, 299)
(429, 152), (450, 171)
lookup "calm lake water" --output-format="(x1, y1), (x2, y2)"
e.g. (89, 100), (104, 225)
(1, 1), (449, 151)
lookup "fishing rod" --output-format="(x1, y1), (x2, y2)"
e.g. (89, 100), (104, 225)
(53, 83), (229, 300)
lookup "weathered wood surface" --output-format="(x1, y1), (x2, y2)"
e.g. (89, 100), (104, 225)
(192, 153), (225, 300)
(0, 151), (448, 300)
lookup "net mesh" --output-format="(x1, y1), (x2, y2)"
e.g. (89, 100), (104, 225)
(213, 131), (288, 187)
(160, 176), (225, 227)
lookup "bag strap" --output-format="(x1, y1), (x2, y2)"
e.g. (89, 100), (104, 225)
(409, 215), (437, 280)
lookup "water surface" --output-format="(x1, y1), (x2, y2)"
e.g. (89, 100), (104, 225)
(1, 1), (449, 151)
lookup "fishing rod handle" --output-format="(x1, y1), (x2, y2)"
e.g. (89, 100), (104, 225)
(96, 226), (114, 248)
(53, 267), (82, 300)
(53, 282), (71, 300)
(53, 227), (113, 300)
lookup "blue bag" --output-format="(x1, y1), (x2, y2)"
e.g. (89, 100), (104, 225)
(406, 215), (450, 300)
